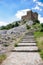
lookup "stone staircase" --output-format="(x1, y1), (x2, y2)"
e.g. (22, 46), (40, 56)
(1, 31), (42, 65)
(12, 31), (38, 52)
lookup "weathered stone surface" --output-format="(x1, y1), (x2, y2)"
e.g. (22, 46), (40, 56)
(38, 62), (43, 65)
(20, 41), (36, 43)
(1, 52), (42, 65)
(1, 29), (42, 65)
(18, 43), (36, 46)
(12, 46), (38, 52)
(0, 30), (7, 34)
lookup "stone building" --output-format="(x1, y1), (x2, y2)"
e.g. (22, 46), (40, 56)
(21, 10), (38, 22)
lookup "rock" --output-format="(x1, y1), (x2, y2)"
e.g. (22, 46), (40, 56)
(38, 62), (43, 65)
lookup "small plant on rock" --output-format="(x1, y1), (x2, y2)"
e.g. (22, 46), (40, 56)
(0, 54), (6, 64)
(3, 44), (9, 47)
(26, 24), (30, 29)
(14, 43), (18, 47)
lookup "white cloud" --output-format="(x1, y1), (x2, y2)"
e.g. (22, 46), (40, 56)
(7, 9), (30, 23)
(33, 0), (37, 2)
(32, 5), (42, 11)
(15, 9), (30, 19)
(36, 2), (43, 6)
(0, 21), (9, 26)
(32, 0), (42, 11)
(38, 14), (43, 23)
(0, 9), (30, 26)
(33, 0), (43, 7)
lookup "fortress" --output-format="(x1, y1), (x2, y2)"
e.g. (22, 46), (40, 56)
(21, 10), (38, 22)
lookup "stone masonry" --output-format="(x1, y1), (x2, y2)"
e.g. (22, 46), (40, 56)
(21, 10), (38, 22)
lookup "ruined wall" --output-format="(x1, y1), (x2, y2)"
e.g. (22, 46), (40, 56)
(33, 12), (38, 20)
(21, 10), (38, 22)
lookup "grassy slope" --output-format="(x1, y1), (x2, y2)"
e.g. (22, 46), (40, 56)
(34, 31), (43, 59)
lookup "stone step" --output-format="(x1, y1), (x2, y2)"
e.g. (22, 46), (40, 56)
(12, 46), (38, 52)
(23, 36), (34, 39)
(23, 37), (34, 39)
(22, 38), (34, 40)
(18, 43), (36, 46)
(22, 37), (34, 39)
(17, 45), (37, 47)
(22, 39), (35, 41)
(1, 52), (42, 65)
(24, 35), (34, 37)
(25, 33), (33, 35)
(20, 41), (36, 43)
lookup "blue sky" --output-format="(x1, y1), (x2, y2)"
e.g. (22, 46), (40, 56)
(0, 0), (43, 26)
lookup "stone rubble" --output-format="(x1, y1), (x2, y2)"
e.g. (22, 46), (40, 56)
(0, 24), (27, 54)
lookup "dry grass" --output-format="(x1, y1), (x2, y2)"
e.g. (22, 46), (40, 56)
(0, 54), (6, 64)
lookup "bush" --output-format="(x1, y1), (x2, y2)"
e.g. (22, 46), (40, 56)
(40, 27), (43, 32)
(40, 50), (43, 59)
(22, 19), (26, 24)
(3, 44), (9, 47)
(41, 23), (43, 27)
(14, 22), (19, 27)
(6, 24), (15, 29)
(33, 20), (40, 25)
(0, 22), (19, 30)
(26, 24), (30, 29)
(14, 43), (18, 47)
(40, 23), (43, 32)
(0, 26), (6, 30)
(32, 23), (41, 31)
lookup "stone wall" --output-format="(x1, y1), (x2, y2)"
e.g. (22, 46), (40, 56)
(21, 10), (38, 22)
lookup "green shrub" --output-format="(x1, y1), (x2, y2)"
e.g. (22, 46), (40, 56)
(23, 19), (26, 24)
(40, 27), (43, 32)
(40, 50), (43, 59)
(40, 23), (43, 32)
(33, 20), (40, 25)
(33, 23), (41, 31)
(41, 23), (43, 27)
(14, 43), (18, 47)
(3, 44), (9, 47)
(0, 26), (6, 30)
(0, 22), (19, 30)
(26, 24), (30, 29)
(14, 22), (19, 27)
